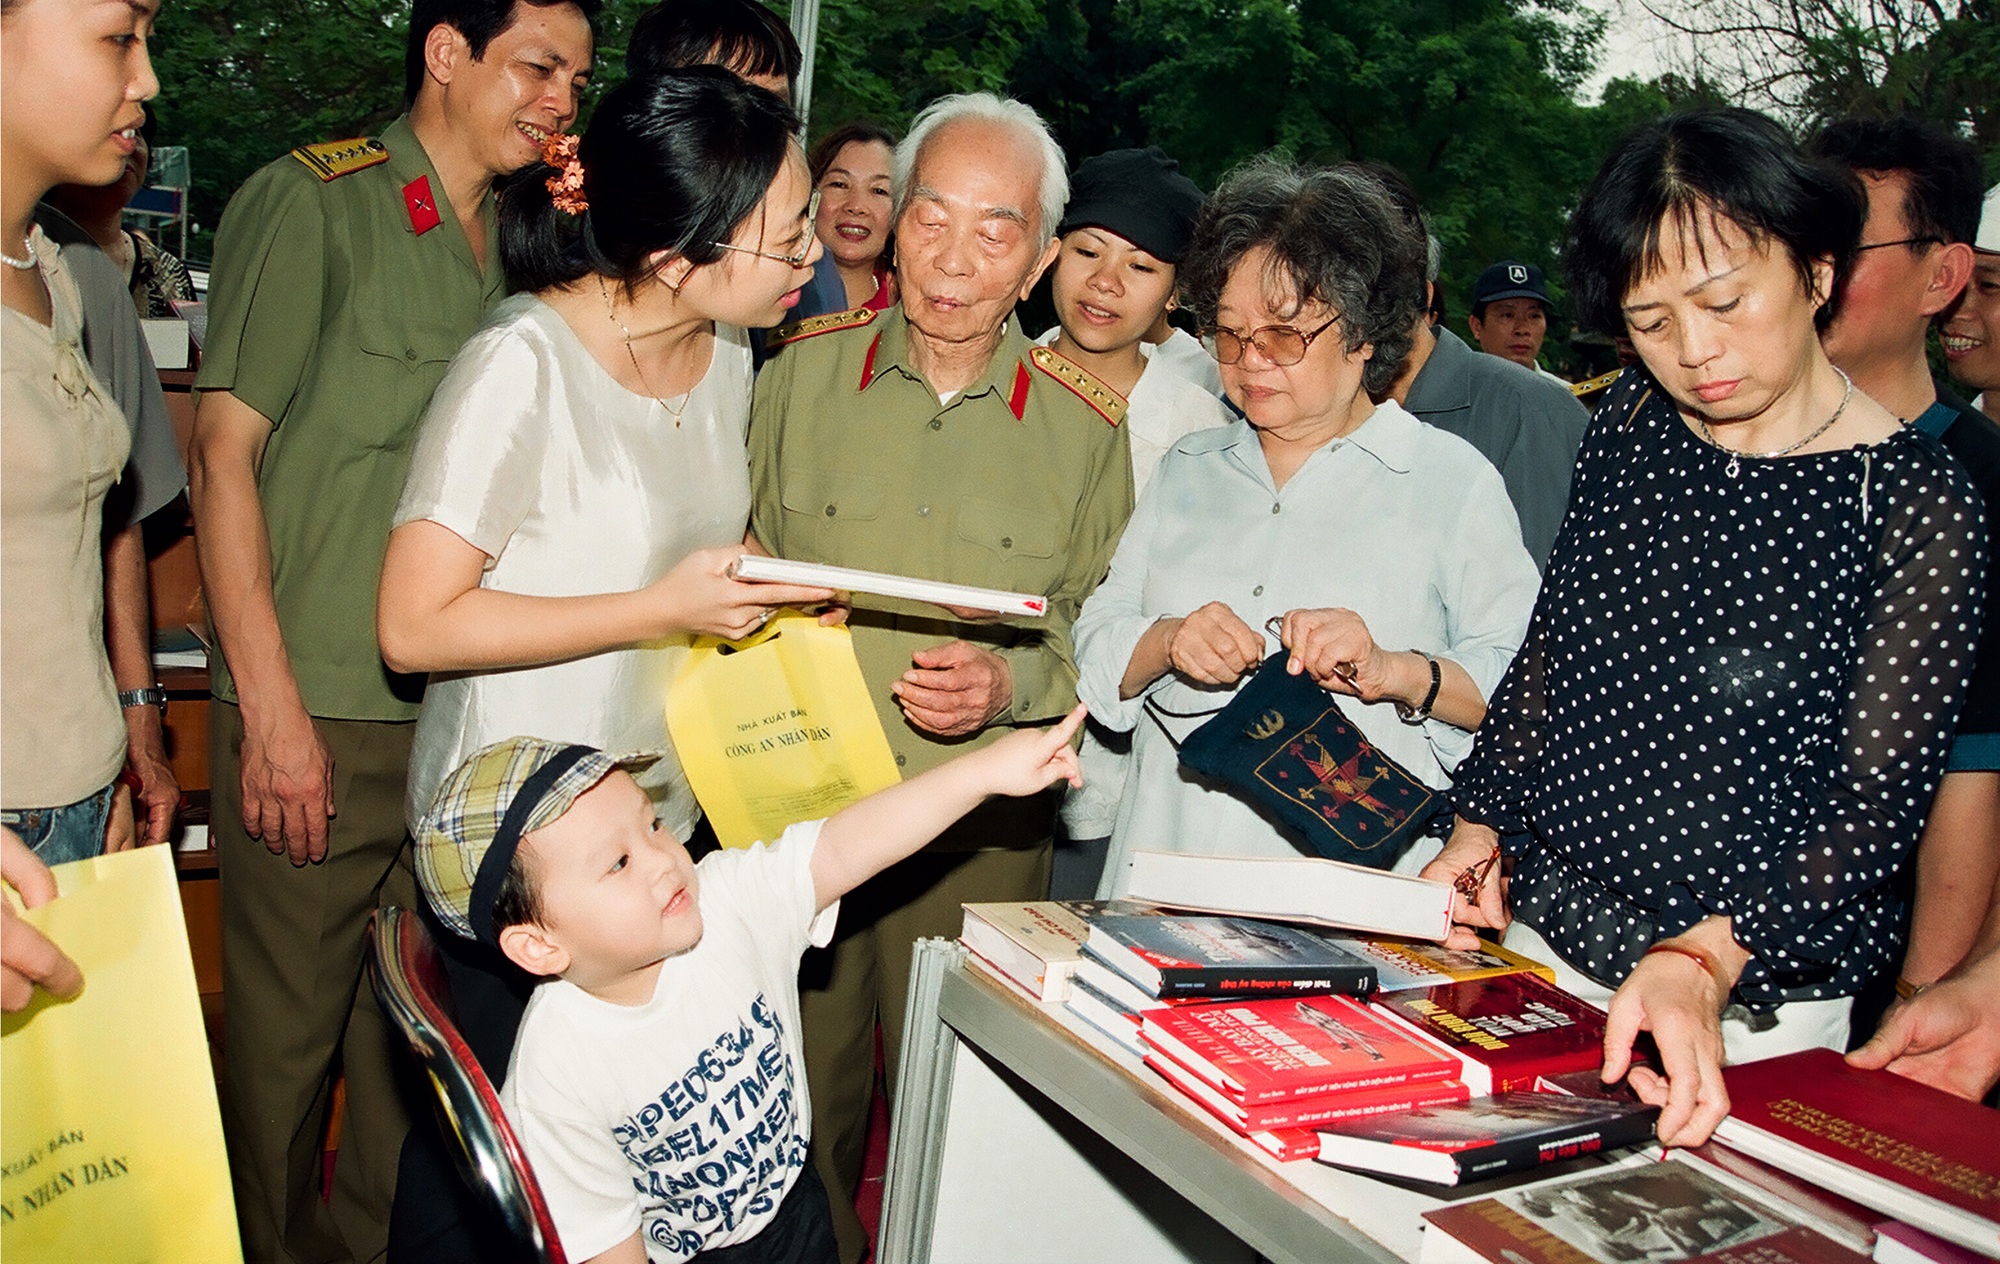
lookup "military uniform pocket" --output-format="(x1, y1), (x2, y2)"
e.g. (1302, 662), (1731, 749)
(778, 468), (887, 555)
(954, 497), (1058, 563)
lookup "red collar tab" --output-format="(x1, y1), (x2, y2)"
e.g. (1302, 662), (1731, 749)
(1007, 361), (1031, 421)
(858, 332), (883, 391)
(403, 176), (442, 235)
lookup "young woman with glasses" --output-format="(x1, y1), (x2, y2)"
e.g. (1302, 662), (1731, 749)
(1072, 156), (1540, 896)
(378, 66), (834, 869)
(1422, 108), (1985, 1149)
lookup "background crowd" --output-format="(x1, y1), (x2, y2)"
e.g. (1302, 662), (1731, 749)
(4, 0), (2000, 1261)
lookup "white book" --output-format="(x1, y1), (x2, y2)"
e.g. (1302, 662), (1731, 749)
(729, 554), (1048, 619)
(1123, 851), (1455, 943)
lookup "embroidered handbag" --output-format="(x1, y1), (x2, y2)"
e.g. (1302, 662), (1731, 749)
(1169, 652), (1444, 868)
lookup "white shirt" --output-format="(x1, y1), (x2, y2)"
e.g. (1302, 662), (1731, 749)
(502, 824), (837, 1262)
(396, 295), (755, 835)
(1072, 400), (1541, 894)
(1032, 329), (1234, 836)
(1147, 327), (1225, 400)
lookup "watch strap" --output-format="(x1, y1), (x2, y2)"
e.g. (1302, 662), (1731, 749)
(118, 687), (168, 711)
(1395, 652), (1441, 725)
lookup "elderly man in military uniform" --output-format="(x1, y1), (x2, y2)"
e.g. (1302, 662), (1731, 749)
(186, 1), (594, 1258)
(750, 92), (1134, 1261)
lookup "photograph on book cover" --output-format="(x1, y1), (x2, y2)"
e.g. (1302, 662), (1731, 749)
(1497, 1164), (1790, 1263)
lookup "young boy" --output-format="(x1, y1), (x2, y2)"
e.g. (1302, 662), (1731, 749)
(413, 706), (1086, 1264)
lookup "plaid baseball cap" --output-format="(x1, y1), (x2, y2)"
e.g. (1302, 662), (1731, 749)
(415, 736), (662, 945)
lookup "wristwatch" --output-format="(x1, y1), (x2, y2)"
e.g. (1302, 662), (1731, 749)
(118, 686), (168, 714)
(1395, 652), (1441, 725)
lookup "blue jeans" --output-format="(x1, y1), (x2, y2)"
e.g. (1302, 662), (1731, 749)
(1, 782), (117, 866)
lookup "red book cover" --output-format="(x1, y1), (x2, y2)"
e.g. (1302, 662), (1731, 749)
(1139, 993), (1459, 1105)
(1717, 1049), (2000, 1255)
(1245, 1127), (1319, 1162)
(1371, 972), (1607, 1094)
(1145, 1048), (1470, 1130)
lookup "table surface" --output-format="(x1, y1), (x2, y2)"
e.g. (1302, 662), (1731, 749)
(931, 953), (1558, 1264)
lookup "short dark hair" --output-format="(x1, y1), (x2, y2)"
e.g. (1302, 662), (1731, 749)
(1808, 115), (1984, 247)
(499, 65), (801, 294)
(489, 848), (543, 932)
(627, 0), (800, 87)
(405, 0), (602, 108)
(809, 120), (900, 185)
(1179, 156), (1427, 396)
(1564, 107), (1864, 337)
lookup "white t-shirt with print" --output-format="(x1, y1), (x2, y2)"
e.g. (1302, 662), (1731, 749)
(500, 822), (837, 1262)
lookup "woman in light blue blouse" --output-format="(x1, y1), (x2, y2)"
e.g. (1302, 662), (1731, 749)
(1074, 157), (1540, 896)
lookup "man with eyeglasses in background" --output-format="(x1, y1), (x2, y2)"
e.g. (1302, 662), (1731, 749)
(1810, 114), (2000, 1058)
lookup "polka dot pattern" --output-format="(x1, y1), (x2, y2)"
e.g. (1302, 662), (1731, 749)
(1452, 372), (1988, 1005)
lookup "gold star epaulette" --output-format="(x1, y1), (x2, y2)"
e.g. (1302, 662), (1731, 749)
(1029, 346), (1126, 427)
(768, 306), (877, 347)
(290, 137), (390, 182)
(1572, 368), (1622, 400)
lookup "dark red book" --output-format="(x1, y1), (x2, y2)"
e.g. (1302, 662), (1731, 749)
(1715, 1049), (2000, 1257)
(1421, 1157), (1873, 1262)
(1371, 972), (1607, 1094)
(1145, 1048), (1470, 1131)
(1315, 1092), (1660, 1186)
(1140, 993), (1460, 1105)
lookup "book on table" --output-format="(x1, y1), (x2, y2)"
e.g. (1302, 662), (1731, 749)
(958, 899), (1162, 1003)
(1714, 1048), (2000, 1257)
(1370, 972), (1610, 1095)
(1145, 1045), (1470, 1132)
(1139, 992), (1461, 1106)
(1122, 849), (1456, 942)
(729, 553), (1048, 618)
(1334, 934), (1556, 992)
(1419, 1150), (1872, 1263)
(1314, 1092), (1661, 1187)
(1671, 1141), (1884, 1256)
(1062, 973), (1149, 1058)
(1084, 913), (1379, 1000)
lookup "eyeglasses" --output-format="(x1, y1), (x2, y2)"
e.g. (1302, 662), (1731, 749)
(710, 190), (821, 268)
(1209, 316), (1341, 367)
(1854, 236), (1943, 253)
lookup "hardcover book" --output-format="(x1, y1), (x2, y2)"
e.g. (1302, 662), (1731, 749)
(1146, 1047), (1470, 1132)
(958, 899), (1160, 1002)
(1315, 1092), (1661, 1187)
(1085, 914), (1378, 999)
(1123, 849), (1456, 942)
(1419, 1154), (1872, 1262)
(1140, 993), (1460, 1105)
(1063, 974), (1148, 1058)
(1715, 1049), (2000, 1257)
(1336, 935), (1556, 992)
(1371, 973), (1609, 1095)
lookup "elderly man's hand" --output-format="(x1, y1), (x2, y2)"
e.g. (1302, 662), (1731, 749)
(895, 641), (1013, 736)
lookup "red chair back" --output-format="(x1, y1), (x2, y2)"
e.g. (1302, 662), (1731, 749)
(368, 906), (568, 1264)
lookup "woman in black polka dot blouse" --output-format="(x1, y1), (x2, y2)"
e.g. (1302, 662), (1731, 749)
(1421, 109), (1987, 1148)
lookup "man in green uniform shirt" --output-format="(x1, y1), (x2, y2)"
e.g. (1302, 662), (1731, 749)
(186, 2), (593, 1258)
(749, 92), (1134, 1263)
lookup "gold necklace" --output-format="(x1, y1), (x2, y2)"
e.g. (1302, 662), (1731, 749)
(1693, 368), (1854, 478)
(598, 275), (689, 426)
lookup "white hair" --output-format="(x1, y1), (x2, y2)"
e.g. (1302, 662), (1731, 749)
(893, 93), (1069, 252)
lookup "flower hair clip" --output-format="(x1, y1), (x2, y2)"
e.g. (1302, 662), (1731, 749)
(541, 132), (587, 215)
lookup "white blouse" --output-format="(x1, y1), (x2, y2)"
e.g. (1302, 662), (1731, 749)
(1073, 400), (1540, 895)
(396, 294), (754, 836)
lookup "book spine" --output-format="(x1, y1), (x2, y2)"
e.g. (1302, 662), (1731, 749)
(1155, 966), (1377, 998)
(1450, 1110), (1663, 1182)
(1239, 1080), (1468, 1131)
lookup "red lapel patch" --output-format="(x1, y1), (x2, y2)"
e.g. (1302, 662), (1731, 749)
(403, 176), (442, 235)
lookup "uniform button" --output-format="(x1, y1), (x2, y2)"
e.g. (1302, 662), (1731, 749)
(1253, 585), (1264, 597)
(1270, 503), (1281, 515)
(917, 505), (930, 517)
(405, 348), (418, 361)
(894, 753), (907, 767)
(824, 505), (837, 517)
(929, 419), (943, 431)
(1000, 537), (1012, 549)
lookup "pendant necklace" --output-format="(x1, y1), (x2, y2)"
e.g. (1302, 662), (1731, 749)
(1695, 368), (1854, 478)
(599, 275), (689, 426)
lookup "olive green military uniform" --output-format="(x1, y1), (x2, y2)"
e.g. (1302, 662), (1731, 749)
(194, 117), (504, 1264)
(749, 307), (1133, 1262)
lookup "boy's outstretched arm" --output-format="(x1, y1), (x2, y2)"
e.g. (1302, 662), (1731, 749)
(810, 705), (1086, 911)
